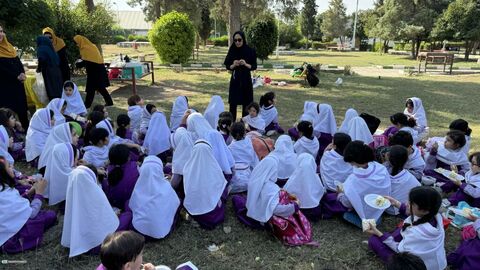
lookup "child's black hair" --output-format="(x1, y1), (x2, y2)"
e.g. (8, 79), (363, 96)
(386, 252), (426, 270)
(49, 109), (55, 120)
(405, 99), (414, 109)
(333, 132), (352, 156)
(100, 231), (145, 270)
(0, 156), (15, 191)
(84, 111), (106, 146)
(92, 104), (106, 116)
(89, 128), (109, 145)
(469, 152), (480, 165)
(0, 108), (16, 136)
(389, 130), (414, 148)
(389, 145), (409, 176)
(447, 130), (467, 148)
(146, 104), (156, 114)
(218, 117), (233, 135)
(127, 95), (142, 107)
(116, 114), (130, 139)
(297, 121), (314, 139)
(449, 119), (472, 137)
(63, 81), (74, 90)
(390, 112), (416, 128)
(245, 102), (260, 114)
(343, 140), (375, 164)
(71, 144), (79, 160)
(231, 122), (246, 141)
(404, 186), (441, 231)
(219, 111), (233, 120)
(108, 144), (130, 186)
(259, 91), (275, 108)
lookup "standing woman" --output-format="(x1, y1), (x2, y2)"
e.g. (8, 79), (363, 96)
(0, 24), (29, 128)
(36, 36), (63, 100)
(223, 31), (257, 120)
(43, 27), (70, 83)
(73, 35), (113, 108)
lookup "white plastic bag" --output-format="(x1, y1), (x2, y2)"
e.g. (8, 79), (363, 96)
(33, 72), (49, 105)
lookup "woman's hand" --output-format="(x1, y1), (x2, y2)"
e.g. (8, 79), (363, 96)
(364, 223), (383, 237)
(17, 73), (26, 82)
(383, 195), (401, 209)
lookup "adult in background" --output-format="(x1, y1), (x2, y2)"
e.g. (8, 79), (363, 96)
(224, 31), (257, 120)
(36, 36), (63, 100)
(0, 24), (29, 128)
(43, 27), (70, 83)
(73, 35), (113, 108)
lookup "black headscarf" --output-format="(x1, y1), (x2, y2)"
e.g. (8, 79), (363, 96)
(224, 31), (251, 65)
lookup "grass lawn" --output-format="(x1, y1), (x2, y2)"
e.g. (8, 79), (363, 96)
(2, 69), (480, 269)
(102, 44), (480, 68)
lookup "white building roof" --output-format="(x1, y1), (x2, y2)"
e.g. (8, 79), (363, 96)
(115, 10), (152, 30)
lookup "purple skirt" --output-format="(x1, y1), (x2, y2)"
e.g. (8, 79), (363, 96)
(189, 188), (228, 230)
(231, 194), (267, 230)
(448, 238), (480, 270)
(368, 227), (403, 263)
(320, 192), (348, 219)
(301, 205), (322, 222)
(448, 190), (480, 208)
(265, 122), (284, 134)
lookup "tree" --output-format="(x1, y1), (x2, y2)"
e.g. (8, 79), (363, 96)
(320, 0), (348, 45)
(300, 0), (317, 47)
(279, 21), (302, 47)
(199, 1), (213, 46)
(311, 12), (323, 41)
(246, 14), (278, 62)
(432, 0), (480, 60)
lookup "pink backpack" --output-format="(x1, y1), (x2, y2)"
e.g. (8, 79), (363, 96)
(269, 190), (318, 246)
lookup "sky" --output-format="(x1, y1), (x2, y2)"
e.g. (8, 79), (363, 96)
(109, 0), (375, 15)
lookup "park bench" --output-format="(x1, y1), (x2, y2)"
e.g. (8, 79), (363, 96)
(105, 61), (155, 95)
(417, 52), (454, 74)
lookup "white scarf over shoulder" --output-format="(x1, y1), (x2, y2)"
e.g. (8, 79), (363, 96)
(171, 127), (194, 175)
(140, 107), (153, 132)
(347, 117), (374, 144)
(183, 140), (227, 215)
(404, 97), (427, 129)
(339, 108), (358, 133)
(228, 137), (259, 167)
(260, 105), (278, 126)
(187, 112), (213, 140)
(284, 153), (325, 208)
(143, 112), (171, 156)
(0, 187), (32, 246)
(170, 96), (188, 132)
(343, 162), (391, 220)
(61, 166), (119, 257)
(0, 125), (14, 164)
(205, 130), (234, 174)
(387, 169), (420, 215)
(25, 108), (53, 162)
(38, 123), (72, 169)
(246, 156), (280, 222)
(293, 136), (319, 158)
(315, 104), (337, 135)
(299, 101), (318, 123)
(129, 156), (180, 238)
(62, 82), (87, 116)
(204, 95), (225, 129)
(128, 105), (143, 132)
(320, 149), (353, 191)
(436, 143), (470, 168)
(242, 115), (266, 132)
(269, 135), (296, 179)
(47, 98), (66, 126)
(44, 143), (75, 205)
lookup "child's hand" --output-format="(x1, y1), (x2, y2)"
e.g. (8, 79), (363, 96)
(364, 223), (383, 237)
(451, 165), (458, 173)
(324, 143), (335, 152)
(33, 179), (47, 195)
(467, 214), (479, 221)
(432, 142), (439, 152)
(15, 121), (24, 132)
(142, 263), (155, 270)
(383, 196), (401, 208)
(181, 110), (192, 125)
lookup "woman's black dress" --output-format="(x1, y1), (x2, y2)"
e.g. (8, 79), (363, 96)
(0, 57), (29, 128)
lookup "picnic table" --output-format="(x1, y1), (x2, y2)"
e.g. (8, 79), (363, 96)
(417, 52), (454, 74)
(105, 61), (155, 95)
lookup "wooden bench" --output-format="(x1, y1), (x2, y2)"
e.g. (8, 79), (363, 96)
(105, 61), (155, 95)
(417, 52), (454, 74)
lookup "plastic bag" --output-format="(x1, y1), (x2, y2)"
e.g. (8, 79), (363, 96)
(33, 72), (49, 105)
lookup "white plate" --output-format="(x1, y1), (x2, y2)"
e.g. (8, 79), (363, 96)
(364, 194), (391, 210)
(434, 168), (465, 181)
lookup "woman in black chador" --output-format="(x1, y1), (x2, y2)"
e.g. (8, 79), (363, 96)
(36, 35), (63, 100)
(224, 31), (257, 120)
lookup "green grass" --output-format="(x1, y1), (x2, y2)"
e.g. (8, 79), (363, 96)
(2, 69), (480, 269)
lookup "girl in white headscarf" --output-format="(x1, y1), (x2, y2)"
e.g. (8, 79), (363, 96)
(127, 95), (144, 144)
(242, 102), (265, 134)
(269, 135), (296, 187)
(25, 108), (54, 162)
(404, 97), (428, 137)
(346, 116), (374, 146)
(315, 104), (337, 159)
(129, 156), (180, 239)
(46, 98), (67, 126)
(287, 101), (318, 141)
(62, 81), (87, 117)
(170, 96), (188, 132)
(284, 153), (325, 221)
(320, 132), (353, 192)
(143, 112), (171, 162)
(170, 127), (194, 196)
(204, 95), (225, 129)
(183, 140), (227, 229)
(0, 125), (14, 165)
(293, 120), (320, 160)
(138, 104), (157, 144)
(44, 143), (77, 205)
(339, 108), (358, 133)
(38, 122), (77, 171)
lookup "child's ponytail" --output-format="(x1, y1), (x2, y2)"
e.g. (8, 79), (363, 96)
(107, 144), (130, 186)
(259, 92), (275, 108)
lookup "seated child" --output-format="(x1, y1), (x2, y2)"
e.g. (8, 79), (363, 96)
(242, 102), (265, 134)
(386, 145), (421, 215)
(228, 122), (259, 193)
(449, 119), (472, 156)
(389, 131), (425, 180)
(404, 97), (428, 138)
(204, 95), (225, 129)
(288, 101), (318, 140)
(320, 132), (353, 192)
(116, 114), (132, 140)
(127, 95), (143, 143)
(0, 108), (26, 161)
(218, 111), (234, 145)
(270, 135), (296, 187)
(25, 108), (55, 163)
(44, 143), (78, 205)
(97, 231), (155, 270)
(47, 98), (67, 126)
(388, 113), (420, 145)
(139, 104), (157, 141)
(62, 81), (87, 121)
(83, 128), (110, 168)
(143, 112), (171, 163)
(314, 104), (337, 152)
(338, 108), (358, 133)
(447, 152), (480, 207)
(293, 120), (320, 160)
(346, 116), (374, 147)
(366, 186), (446, 270)
(170, 96), (189, 132)
(259, 91), (284, 134)
(447, 216), (480, 270)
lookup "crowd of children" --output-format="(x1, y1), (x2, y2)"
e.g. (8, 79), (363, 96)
(0, 87), (479, 270)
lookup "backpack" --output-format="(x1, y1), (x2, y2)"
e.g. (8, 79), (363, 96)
(249, 132), (275, 160)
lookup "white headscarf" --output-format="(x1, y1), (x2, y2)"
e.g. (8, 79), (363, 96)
(387, 169), (420, 215)
(187, 112), (213, 140)
(269, 135), (296, 179)
(228, 137), (259, 167)
(343, 162), (391, 220)
(293, 135), (319, 159)
(347, 117), (374, 144)
(339, 108), (358, 133)
(44, 143), (75, 205)
(25, 108), (53, 162)
(0, 187), (32, 246)
(171, 127), (194, 175)
(82, 145), (109, 168)
(205, 130), (234, 174)
(399, 126), (420, 145)
(38, 123), (72, 169)
(0, 125), (14, 164)
(140, 106), (153, 132)
(315, 104), (337, 135)
(246, 156), (280, 222)
(128, 105), (143, 132)
(465, 170), (480, 186)
(404, 97), (427, 129)
(284, 153), (325, 208)
(143, 112), (171, 156)
(299, 101), (318, 123)
(259, 104), (278, 126)
(96, 119), (120, 147)
(62, 81), (87, 116)
(320, 149), (353, 192)
(204, 95), (225, 129)
(170, 96), (188, 132)
(436, 143), (470, 167)
(61, 166), (119, 257)
(129, 156), (180, 238)
(46, 98), (66, 126)
(242, 115), (266, 132)
(183, 140), (227, 215)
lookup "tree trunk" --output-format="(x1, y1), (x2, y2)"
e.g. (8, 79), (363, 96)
(372, 38), (376, 52)
(410, 39), (416, 59)
(85, 0), (94, 13)
(383, 40), (389, 53)
(472, 40), (480, 55)
(415, 38), (421, 59)
(465, 40), (472, 61)
(228, 0), (241, 46)
(154, 0), (162, 19)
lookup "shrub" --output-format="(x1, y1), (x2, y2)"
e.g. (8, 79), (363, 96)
(128, 35), (148, 42)
(113, 35), (126, 43)
(245, 14), (278, 62)
(208, 35), (229, 46)
(149, 11), (195, 64)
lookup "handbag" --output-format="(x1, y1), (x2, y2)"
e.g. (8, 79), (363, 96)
(33, 72), (49, 105)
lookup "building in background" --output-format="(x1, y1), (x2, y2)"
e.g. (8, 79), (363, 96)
(115, 11), (152, 36)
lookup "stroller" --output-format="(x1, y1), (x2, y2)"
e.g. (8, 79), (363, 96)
(291, 62), (320, 87)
